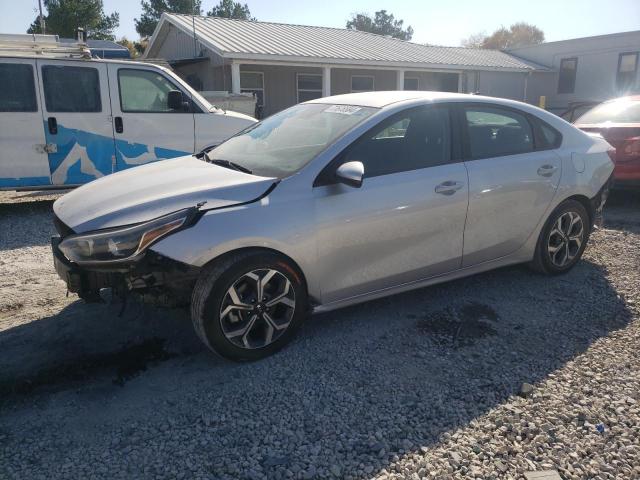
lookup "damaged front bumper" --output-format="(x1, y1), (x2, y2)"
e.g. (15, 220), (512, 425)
(51, 235), (200, 302)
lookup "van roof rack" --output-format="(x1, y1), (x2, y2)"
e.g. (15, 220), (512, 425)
(0, 33), (91, 58)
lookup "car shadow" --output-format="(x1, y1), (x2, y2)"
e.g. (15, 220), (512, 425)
(0, 254), (634, 477)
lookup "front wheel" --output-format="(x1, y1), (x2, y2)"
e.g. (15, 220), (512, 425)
(191, 251), (308, 361)
(531, 199), (591, 275)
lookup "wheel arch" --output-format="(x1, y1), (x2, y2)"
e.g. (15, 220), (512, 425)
(199, 246), (310, 299)
(559, 194), (595, 227)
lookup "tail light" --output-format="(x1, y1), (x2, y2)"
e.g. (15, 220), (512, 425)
(619, 137), (640, 161)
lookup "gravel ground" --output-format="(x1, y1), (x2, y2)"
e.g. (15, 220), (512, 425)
(0, 189), (639, 480)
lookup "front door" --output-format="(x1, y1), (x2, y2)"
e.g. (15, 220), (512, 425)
(107, 65), (195, 171)
(314, 105), (469, 304)
(0, 58), (51, 188)
(37, 59), (116, 186)
(460, 104), (561, 266)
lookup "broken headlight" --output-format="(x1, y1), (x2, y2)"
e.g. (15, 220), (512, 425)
(58, 208), (197, 265)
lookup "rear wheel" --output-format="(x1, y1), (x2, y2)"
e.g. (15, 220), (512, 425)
(531, 199), (590, 274)
(191, 251), (307, 361)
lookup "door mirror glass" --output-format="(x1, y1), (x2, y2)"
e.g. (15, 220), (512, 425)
(168, 90), (185, 111)
(335, 161), (364, 188)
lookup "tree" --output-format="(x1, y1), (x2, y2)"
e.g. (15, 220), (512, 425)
(117, 37), (146, 58)
(346, 10), (413, 41)
(27, 0), (119, 40)
(135, 0), (201, 38)
(461, 22), (544, 50)
(207, 0), (255, 20)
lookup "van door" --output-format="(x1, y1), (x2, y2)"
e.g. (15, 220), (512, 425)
(37, 59), (116, 186)
(0, 58), (51, 188)
(107, 65), (195, 171)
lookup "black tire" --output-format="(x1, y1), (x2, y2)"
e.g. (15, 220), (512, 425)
(531, 199), (591, 275)
(191, 251), (308, 361)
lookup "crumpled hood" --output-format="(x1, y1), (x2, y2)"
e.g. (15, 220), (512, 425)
(54, 156), (276, 233)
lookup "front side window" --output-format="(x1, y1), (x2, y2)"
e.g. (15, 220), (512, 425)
(118, 69), (185, 113)
(297, 74), (323, 103)
(0, 63), (37, 112)
(351, 75), (374, 92)
(240, 71), (264, 107)
(558, 58), (578, 94)
(343, 106), (451, 178)
(209, 103), (376, 178)
(42, 65), (101, 112)
(617, 52), (638, 92)
(465, 106), (533, 159)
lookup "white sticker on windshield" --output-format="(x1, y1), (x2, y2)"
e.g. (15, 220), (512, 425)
(324, 105), (362, 115)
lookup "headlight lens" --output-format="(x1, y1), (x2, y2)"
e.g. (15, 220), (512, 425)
(59, 209), (194, 264)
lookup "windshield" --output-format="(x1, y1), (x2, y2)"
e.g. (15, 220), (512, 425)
(576, 99), (640, 125)
(207, 103), (377, 177)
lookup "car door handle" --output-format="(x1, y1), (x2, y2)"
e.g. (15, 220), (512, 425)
(114, 116), (123, 134)
(47, 117), (57, 135)
(435, 181), (464, 195)
(537, 164), (557, 177)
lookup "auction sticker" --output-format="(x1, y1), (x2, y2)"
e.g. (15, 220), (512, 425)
(324, 105), (362, 115)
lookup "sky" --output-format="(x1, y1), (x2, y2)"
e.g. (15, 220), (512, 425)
(1, 0), (639, 45)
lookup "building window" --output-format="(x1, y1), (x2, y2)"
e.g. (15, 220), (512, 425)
(240, 71), (264, 107)
(617, 52), (638, 92)
(557, 58), (578, 94)
(404, 77), (419, 90)
(297, 73), (323, 102)
(351, 75), (374, 92)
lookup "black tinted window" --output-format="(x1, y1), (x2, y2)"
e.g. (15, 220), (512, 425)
(465, 106), (533, 159)
(344, 107), (451, 178)
(42, 65), (101, 112)
(0, 63), (37, 112)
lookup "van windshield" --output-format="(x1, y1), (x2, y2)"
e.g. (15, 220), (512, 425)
(206, 103), (377, 178)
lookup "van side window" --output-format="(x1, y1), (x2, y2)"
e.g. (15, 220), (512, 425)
(118, 69), (186, 113)
(464, 106), (533, 159)
(0, 63), (37, 112)
(42, 65), (101, 113)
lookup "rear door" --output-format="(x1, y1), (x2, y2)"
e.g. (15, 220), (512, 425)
(38, 59), (116, 186)
(460, 103), (561, 266)
(314, 105), (469, 304)
(107, 65), (195, 171)
(0, 58), (51, 188)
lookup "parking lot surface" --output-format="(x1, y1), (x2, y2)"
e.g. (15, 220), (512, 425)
(0, 190), (639, 479)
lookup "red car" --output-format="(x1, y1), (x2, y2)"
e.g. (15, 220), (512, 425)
(575, 96), (640, 188)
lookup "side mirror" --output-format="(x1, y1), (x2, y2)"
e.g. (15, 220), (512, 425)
(167, 90), (188, 111)
(335, 161), (364, 188)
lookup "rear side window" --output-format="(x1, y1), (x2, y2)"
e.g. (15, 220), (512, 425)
(118, 69), (186, 113)
(42, 65), (101, 112)
(464, 106), (533, 159)
(537, 121), (562, 149)
(0, 63), (37, 112)
(343, 106), (451, 178)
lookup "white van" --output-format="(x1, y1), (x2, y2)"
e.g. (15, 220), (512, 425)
(0, 36), (256, 190)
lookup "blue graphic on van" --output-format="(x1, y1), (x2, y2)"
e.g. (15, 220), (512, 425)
(0, 176), (51, 189)
(43, 122), (189, 185)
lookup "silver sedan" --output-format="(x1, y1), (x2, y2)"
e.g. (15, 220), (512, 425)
(51, 92), (614, 361)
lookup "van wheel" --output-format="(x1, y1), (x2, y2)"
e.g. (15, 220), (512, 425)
(531, 199), (590, 275)
(191, 251), (308, 361)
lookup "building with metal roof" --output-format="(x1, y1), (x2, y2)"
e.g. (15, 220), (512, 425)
(144, 13), (554, 117)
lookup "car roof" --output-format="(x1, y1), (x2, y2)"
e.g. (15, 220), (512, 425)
(308, 90), (526, 109)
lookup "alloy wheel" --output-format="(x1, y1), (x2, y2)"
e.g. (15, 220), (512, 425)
(547, 211), (585, 268)
(219, 269), (295, 349)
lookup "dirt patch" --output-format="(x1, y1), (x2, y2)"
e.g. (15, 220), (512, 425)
(415, 302), (499, 347)
(0, 337), (175, 397)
